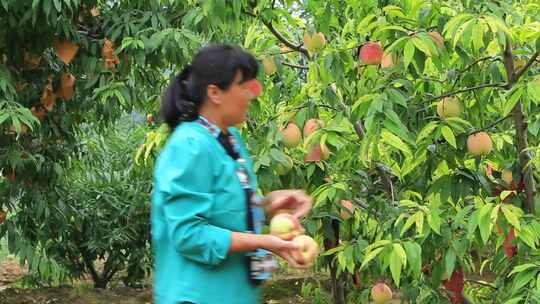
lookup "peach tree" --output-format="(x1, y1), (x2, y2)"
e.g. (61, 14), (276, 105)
(228, 1), (540, 303)
(135, 1), (540, 303)
(0, 0), (235, 287)
(3, 0), (538, 302)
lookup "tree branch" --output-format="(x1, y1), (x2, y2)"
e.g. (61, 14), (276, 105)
(502, 40), (514, 89)
(512, 101), (536, 213)
(242, 8), (310, 58)
(261, 20), (309, 58)
(513, 52), (539, 82)
(501, 39), (537, 213)
(281, 61), (308, 70)
(350, 120), (396, 204)
(471, 114), (514, 134)
(353, 198), (382, 218)
(458, 56), (499, 74)
(465, 279), (497, 290)
(354, 121), (366, 140)
(375, 163), (396, 204)
(428, 83), (506, 102)
(269, 49), (296, 56)
(262, 103), (339, 127)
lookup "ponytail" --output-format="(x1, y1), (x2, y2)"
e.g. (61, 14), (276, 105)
(160, 65), (198, 130)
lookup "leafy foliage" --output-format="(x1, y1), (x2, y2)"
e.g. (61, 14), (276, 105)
(2, 0), (540, 303)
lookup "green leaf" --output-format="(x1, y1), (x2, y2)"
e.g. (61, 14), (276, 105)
(393, 243), (407, 266)
(401, 150), (427, 177)
(517, 226), (537, 249)
(401, 213), (418, 236)
(500, 190), (517, 201)
(536, 272), (540, 293)
(444, 13), (474, 41)
(364, 239), (392, 254)
(382, 5), (406, 18)
(380, 129), (412, 157)
(478, 203), (494, 244)
(383, 115), (413, 144)
(53, 0), (61, 11)
(445, 249), (457, 279)
(503, 88), (523, 117)
(43, 0), (52, 17)
(356, 14), (377, 34)
(459, 19), (477, 50)
(503, 297), (523, 304)
(501, 204), (521, 231)
(0, 112), (10, 125)
(511, 269), (537, 295)
(386, 36), (410, 53)
(428, 208), (442, 234)
(412, 36), (432, 57)
(484, 15), (513, 41)
(441, 125), (457, 148)
(415, 211), (424, 234)
(416, 122), (439, 143)
(472, 21), (486, 52)
(509, 263), (538, 276)
(32, 0), (40, 12)
(321, 244), (345, 257)
(403, 242), (422, 278)
(11, 117), (21, 134)
(444, 117), (473, 129)
(389, 247), (403, 286)
(528, 78), (540, 104)
(403, 40), (415, 70)
(452, 18), (473, 48)
(360, 246), (385, 270)
(373, 25), (409, 39)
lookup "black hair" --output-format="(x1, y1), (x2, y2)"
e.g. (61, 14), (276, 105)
(160, 43), (259, 130)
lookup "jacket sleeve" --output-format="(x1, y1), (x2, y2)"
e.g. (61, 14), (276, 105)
(159, 134), (232, 266)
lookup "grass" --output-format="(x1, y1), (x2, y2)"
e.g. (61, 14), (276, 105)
(0, 237), (9, 261)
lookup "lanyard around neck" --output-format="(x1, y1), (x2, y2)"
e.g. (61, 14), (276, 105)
(196, 116), (252, 190)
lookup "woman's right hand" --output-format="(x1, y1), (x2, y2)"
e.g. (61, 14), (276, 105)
(261, 235), (310, 269)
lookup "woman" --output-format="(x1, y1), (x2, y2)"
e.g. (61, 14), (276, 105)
(151, 44), (313, 304)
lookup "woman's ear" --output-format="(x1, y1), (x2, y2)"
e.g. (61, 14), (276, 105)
(206, 84), (222, 105)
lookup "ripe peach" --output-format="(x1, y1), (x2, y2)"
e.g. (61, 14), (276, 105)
(339, 200), (354, 220)
(371, 282), (393, 303)
(280, 123), (301, 147)
(359, 42), (383, 65)
(303, 119), (324, 138)
(292, 235), (319, 265)
(436, 97), (461, 118)
(269, 213), (302, 240)
(467, 132), (492, 156)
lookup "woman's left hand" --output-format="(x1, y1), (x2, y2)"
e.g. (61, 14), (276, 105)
(264, 189), (313, 219)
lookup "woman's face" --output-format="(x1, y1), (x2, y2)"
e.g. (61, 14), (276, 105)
(211, 71), (261, 127)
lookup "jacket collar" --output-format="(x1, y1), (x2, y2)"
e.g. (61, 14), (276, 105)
(197, 115), (223, 139)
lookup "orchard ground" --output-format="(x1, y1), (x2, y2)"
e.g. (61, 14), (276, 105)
(0, 239), (316, 304)
(0, 240), (494, 304)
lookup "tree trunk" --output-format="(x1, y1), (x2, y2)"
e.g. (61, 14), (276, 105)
(503, 40), (537, 213)
(329, 219), (346, 304)
(329, 262), (346, 304)
(94, 277), (109, 289)
(512, 101), (536, 213)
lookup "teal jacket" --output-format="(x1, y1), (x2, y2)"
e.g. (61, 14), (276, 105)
(151, 120), (262, 304)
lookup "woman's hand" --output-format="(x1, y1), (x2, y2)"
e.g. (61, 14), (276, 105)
(264, 189), (313, 219)
(261, 234), (311, 269)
